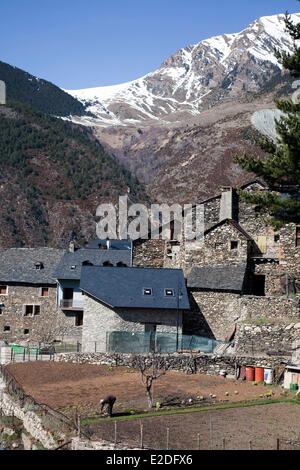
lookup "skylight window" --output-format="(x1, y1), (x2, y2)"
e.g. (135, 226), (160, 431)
(35, 262), (44, 270)
(70, 265), (76, 270)
(165, 289), (175, 297)
(143, 288), (152, 296)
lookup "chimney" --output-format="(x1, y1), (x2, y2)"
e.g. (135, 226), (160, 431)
(219, 187), (238, 222)
(69, 240), (76, 253)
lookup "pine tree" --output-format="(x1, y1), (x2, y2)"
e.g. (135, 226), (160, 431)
(234, 8), (300, 228)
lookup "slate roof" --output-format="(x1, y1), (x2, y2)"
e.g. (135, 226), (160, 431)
(187, 264), (247, 293)
(53, 249), (132, 280)
(204, 219), (253, 240)
(0, 248), (65, 285)
(80, 267), (190, 310)
(84, 239), (132, 251)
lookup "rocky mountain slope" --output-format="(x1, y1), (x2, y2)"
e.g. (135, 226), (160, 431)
(67, 13), (300, 127)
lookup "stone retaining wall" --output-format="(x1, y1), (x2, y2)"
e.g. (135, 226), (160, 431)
(55, 352), (289, 376)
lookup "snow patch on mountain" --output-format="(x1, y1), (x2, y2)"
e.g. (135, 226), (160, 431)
(66, 12), (300, 127)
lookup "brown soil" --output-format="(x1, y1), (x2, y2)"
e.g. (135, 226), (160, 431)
(7, 362), (286, 417)
(88, 403), (300, 450)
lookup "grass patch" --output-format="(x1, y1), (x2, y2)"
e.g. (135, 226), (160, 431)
(81, 397), (297, 427)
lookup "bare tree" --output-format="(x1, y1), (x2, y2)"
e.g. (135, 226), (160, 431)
(132, 354), (170, 408)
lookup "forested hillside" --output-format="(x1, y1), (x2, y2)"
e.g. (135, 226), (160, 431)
(0, 60), (87, 116)
(0, 102), (148, 248)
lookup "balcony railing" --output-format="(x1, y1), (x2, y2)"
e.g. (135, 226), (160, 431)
(60, 299), (84, 310)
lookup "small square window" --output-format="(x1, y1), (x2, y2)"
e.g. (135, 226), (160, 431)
(34, 305), (41, 316)
(165, 289), (175, 297)
(143, 288), (152, 296)
(24, 305), (40, 316)
(0, 285), (7, 295)
(35, 262), (44, 270)
(24, 329), (30, 335)
(4, 325), (10, 332)
(24, 305), (34, 316)
(41, 287), (49, 297)
(231, 241), (238, 250)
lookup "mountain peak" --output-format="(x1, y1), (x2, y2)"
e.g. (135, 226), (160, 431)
(66, 12), (300, 127)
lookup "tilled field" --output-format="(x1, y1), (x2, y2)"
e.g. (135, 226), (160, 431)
(7, 362), (286, 417)
(88, 403), (300, 450)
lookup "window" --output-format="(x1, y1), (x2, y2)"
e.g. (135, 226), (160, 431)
(296, 227), (300, 247)
(75, 312), (83, 327)
(82, 260), (93, 266)
(24, 305), (40, 317)
(231, 241), (238, 250)
(35, 305), (40, 316)
(0, 285), (7, 295)
(41, 287), (49, 297)
(35, 262), (44, 270)
(143, 288), (152, 296)
(103, 261), (113, 267)
(165, 289), (175, 297)
(4, 326), (10, 332)
(117, 262), (127, 267)
(274, 234), (280, 243)
(24, 329), (29, 335)
(70, 265), (76, 270)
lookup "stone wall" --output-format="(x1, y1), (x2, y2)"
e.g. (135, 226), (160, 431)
(236, 324), (300, 357)
(186, 291), (242, 340)
(133, 239), (165, 268)
(236, 296), (300, 356)
(0, 387), (59, 449)
(183, 221), (250, 272)
(0, 284), (82, 343)
(55, 351), (290, 376)
(240, 296), (300, 323)
(82, 295), (183, 353)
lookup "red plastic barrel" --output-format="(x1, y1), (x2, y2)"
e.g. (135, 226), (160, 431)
(255, 367), (264, 383)
(246, 366), (255, 382)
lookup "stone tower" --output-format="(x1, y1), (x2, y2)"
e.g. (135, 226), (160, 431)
(0, 80), (6, 105)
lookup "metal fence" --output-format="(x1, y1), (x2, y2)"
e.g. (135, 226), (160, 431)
(0, 342), (82, 364)
(106, 331), (226, 354)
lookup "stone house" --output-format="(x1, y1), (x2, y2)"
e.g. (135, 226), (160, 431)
(79, 266), (190, 353)
(0, 248), (65, 342)
(53, 244), (132, 335)
(131, 181), (300, 357)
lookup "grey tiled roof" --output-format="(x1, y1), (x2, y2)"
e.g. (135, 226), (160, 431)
(187, 264), (247, 292)
(0, 248), (65, 284)
(54, 249), (132, 280)
(80, 266), (190, 310)
(84, 239), (132, 251)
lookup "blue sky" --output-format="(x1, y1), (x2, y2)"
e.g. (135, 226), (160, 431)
(0, 0), (299, 89)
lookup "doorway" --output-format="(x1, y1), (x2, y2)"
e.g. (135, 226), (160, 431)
(144, 324), (157, 352)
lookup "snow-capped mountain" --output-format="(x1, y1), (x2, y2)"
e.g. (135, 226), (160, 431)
(66, 13), (300, 127)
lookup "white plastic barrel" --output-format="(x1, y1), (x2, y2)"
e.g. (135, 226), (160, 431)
(264, 368), (273, 385)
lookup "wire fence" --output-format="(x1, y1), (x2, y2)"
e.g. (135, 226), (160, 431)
(0, 342), (82, 364)
(83, 417), (300, 451)
(0, 364), (77, 447)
